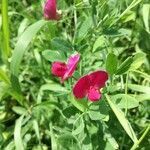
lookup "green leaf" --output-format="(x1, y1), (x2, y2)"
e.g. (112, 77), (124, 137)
(106, 53), (118, 75)
(72, 118), (85, 135)
(93, 36), (106, 52)
(33, 120), (40, 143)
(17, 18), (29, 36)
(7, 88), (24, 105)
(105, 94), (138, 143)
(12, 106), (27, 115)
(105, 132), (119, 150)
(14, 115), (24, 150)
(130, 53), (146, 70)
(33, 49), (42, 68)
(116, 57), (133, 75)
(49, 123), (57, 150)
(2, 0), (10, 60)
(57, 133), (80, 149)
(128, 84), (150, 94)
(69, 94), (88, 112)
(142, 4), (150, 33)
(111, 94), (139, 109)
(76, 17), (93, 40)
(40, 83), (69, 93)
(119, 0), (142, 19)
(132, 70), (150, 81)
(88, 100), (109, 121)
(42, 50), (66, 62)
(135, 94), (150, 102)
(51, 38), (73, 53)
(103, 124), (119, 150)
(10, 20), (47, 93)
(0, 82), (9, 100)
(122, 11), (136, 23)
(0, 69), (10, 84)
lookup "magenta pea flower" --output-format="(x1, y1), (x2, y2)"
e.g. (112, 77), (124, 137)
(51, 62), (67, 77)
(73, 71), (108, 102)
(51, 53), (80, 82)
(44, 0), (60, 20)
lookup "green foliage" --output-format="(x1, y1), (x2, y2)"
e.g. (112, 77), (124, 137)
(105, 94), (138, 143)
(1, 0), (10, 61)
(42, 50), (66, 62)
(106, 53), (118, 75)
(51, 37), (73, 52)
(14, 115), (24, 150)
(116, 57), (133, 75)
(10, 20), (47, 94)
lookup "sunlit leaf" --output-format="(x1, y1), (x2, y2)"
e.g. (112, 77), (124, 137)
(42, 50), (66, 62)
(88, 100), (109, 121)
(130, 53), (146, 70)
(14, 115), (24, 150)
(142, 4), (150, 32)
(76, 17), (93, 40)
(111, 94), (139, 109)
(69, 94), (88, 112)
(116, 57), (133, 75)
(128, 84), (150, 94)
(105, 94), (138, 143)
(106, 53), (118, 75)
(10, 20), (47, 93)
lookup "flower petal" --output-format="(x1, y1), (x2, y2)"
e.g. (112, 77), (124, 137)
(89, 71), (108, 89)
(72, 70), (108, 101)
(87, 87), (101, 101)
(63, 54), (80, 80)
(44, 0), (57, 20)
(51, 62), (67, 77)
(73, 75), (90, 99)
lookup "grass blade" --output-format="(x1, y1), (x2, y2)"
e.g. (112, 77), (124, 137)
(10, 20), (47, 93)
(128, 84), (150, 93)
(131, 124), (150, 150)
(0, 68), (10, 84)
(2, 0), (10, 61)
(14, 115), (24, 150)
(142, 4), (150, 33)
(105, 94), (138, 143)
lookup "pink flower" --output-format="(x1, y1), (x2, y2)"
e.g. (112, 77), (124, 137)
(44, 0), (60, 20)
(51, 62), (67, 77)
(73, 71), (108, 102)
(51, 54), (80, 82)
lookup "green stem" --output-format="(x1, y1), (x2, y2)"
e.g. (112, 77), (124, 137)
(131, 124), (150, 150)
(2, 0), (10, 62)
(125, 72), (129, 116)
(132, 70), (150, 81)
(120, 72), (129, 149)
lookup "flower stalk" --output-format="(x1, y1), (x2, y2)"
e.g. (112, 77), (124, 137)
(2, 0), (10, 62)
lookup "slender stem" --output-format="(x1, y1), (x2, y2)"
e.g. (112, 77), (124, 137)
(120, 72), (129, 150)
(2, 0), (10, 62)
(91, 8), (97, 27)
(125, 72), (129, 116)
(73, 0), (77, 44)
(131, 124), (150, 150)
(132, 70), (150, 82)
